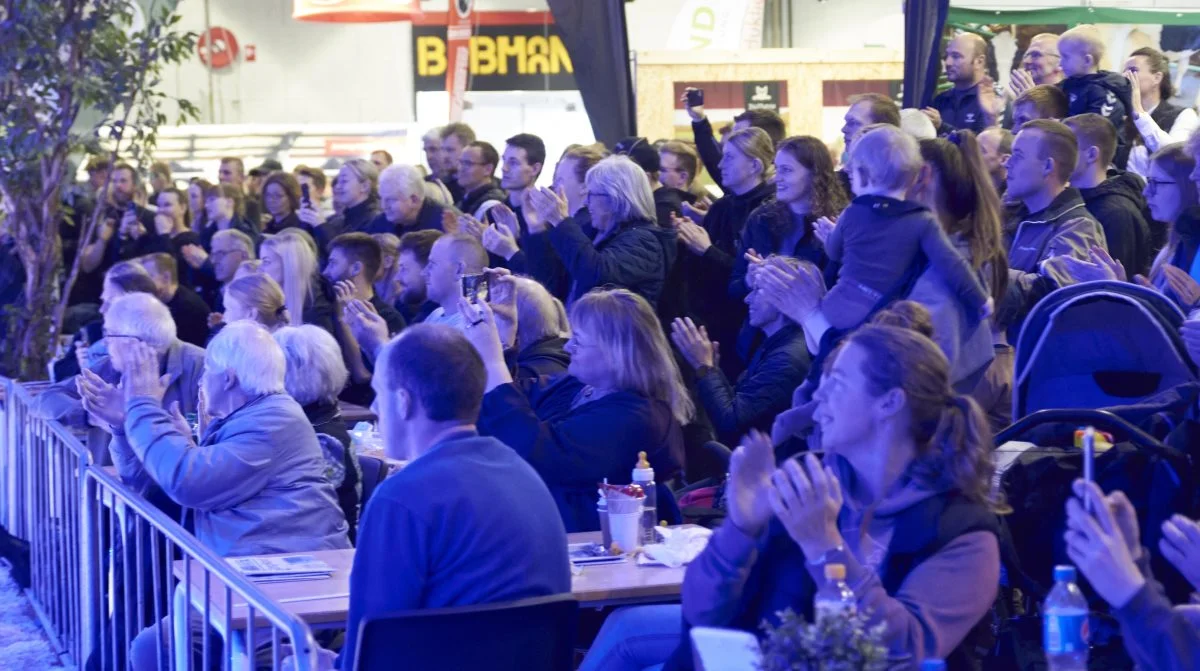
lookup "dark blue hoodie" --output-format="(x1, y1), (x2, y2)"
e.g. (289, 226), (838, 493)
(1061, 71), (1134, 168)
(548, 215), (678, 308)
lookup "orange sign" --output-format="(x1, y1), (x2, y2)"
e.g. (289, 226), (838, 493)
(293, 0), (419, 23)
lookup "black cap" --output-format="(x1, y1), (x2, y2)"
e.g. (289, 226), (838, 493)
(614, 137), (659, 174)
(250, 158), (283, 176)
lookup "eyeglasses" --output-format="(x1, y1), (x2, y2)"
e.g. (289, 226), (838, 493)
(1146, 178), (1178, 193)
(103, 331), (142, 341)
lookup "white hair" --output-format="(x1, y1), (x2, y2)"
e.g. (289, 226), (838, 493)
(899, 108), (937, 141)
(585, 156), (656, 223)
(205, 320), (286, 396)
(379, 164), (426, 201)
(104, 293), (177, 353)
(423, 179), (452, 206)
(272, 325), (349, 406)
(212, 228), (256, 259)
(422, 127), (443, 143)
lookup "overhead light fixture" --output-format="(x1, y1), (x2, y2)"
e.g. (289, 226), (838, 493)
(293, 0), (420, 23)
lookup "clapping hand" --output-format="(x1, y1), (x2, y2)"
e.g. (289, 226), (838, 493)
(180, 244), (208, 269)
(671, 213), (713, 255)
(482, 223), (519, 260)
(769, 452), (845, 558)
(521, 190), (548, 234)
(813, 216), (836, 246)
(744, 249), (766, 288)
(1161, 515), (1200, 592)
(527, 187), (569, 228)
(669, 318), (716, 370)
(1181, 316), (1200, 366)
(727, 430), (777, 536)
(1009, 69), (1036, 98)
(344, 299), (390, 359)
(1160, 265), (1200, 309)
(1125, 70), (1146, 118)
(680, 198), (710, 225)
(1064, 479), (1146, 609)
(122, 342), (169, 404)
(920, 107), (943, 130)
(756, 259), (825, 324)
(333, 279), (357, 307)
(457, 214), (486, 240)
(77, 368), (125, 430)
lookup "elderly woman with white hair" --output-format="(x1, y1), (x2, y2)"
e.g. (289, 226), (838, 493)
(79, 319), (351, 671)
(500, 275), (571, 382)
(366, 163), (447, 236)
(273, 324), (362, 540)
(526, 155), (678, 308)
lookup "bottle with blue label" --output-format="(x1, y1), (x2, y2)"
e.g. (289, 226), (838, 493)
(1043, 565), (1089, 670)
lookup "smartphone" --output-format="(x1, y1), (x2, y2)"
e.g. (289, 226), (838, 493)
(1082, 426), (1096, 513)
(301, 183), (312, 208)
(127, 201), (137, 216)
(686, 88), (705, 108)
(461, 273), (489, 305)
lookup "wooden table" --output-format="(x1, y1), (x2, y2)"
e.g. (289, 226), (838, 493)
(173, 531), (690, 631)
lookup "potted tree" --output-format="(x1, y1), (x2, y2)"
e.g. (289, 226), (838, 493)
(0, 0), (197, 379)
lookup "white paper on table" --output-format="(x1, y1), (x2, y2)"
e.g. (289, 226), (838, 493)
(690, 626), (762, 671)
(636, 526), (713, 568)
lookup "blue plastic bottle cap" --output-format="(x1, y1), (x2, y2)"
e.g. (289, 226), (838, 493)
(1054, 565), (1076, 582)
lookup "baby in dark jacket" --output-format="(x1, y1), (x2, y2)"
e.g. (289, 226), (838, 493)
(1057, 24), (1133, 166)
(823, 125), (991, 330)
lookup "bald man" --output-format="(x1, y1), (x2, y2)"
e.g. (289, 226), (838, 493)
(924, 33), (997, 134)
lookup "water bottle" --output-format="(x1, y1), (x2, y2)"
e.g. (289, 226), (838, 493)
(1043, 565), (1089, 670)
(919, 661), (946, 671)
(814, 563), (855, 620)
(632, 451), (657, 544)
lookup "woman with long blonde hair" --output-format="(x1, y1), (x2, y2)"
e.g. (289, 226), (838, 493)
(466, 287), (691, 533)
(259, 230), (337, 334)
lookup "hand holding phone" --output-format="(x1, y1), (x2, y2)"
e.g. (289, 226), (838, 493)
(301, 183), (312, 209)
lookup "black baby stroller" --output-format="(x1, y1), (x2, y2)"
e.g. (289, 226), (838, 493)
(986, 408), (1199, 670)
(1012, 280), (1196, 420)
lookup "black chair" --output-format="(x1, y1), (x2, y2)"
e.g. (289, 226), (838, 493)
(352, 594), (578, 671)
(358, 455), (389, 511)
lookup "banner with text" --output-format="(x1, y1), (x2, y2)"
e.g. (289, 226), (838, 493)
(413, 15), (576, 93)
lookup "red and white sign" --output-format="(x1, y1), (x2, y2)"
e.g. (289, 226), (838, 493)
(446, 0), (474, 122)
(197, 27), (240, 70)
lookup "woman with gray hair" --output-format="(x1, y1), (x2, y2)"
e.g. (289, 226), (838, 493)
(500, 275), (571, 382)
(273, 325), (362, 541)
(526, 155), (678, 308)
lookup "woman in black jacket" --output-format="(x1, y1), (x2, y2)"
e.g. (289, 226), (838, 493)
(529, 155), (678, 310)
(261, 172), (304, 235)
(673, 127), (775, 375)
(466, 287), (693, 533)
(731, 136), (845, 298)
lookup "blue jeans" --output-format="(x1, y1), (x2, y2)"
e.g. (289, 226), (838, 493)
(579, 604), (683, 671)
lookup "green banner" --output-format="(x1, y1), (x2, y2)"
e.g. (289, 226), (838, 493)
(948, 6), (1200, 27)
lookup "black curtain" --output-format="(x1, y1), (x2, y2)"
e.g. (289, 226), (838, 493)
(902, 0), (950, 109)
(547, 0), (636, 146)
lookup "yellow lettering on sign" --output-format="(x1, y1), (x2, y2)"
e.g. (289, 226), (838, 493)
(549, 35), (572, 74)
(496, 35), (525, 75)
(471, 35), (498, 75)
(526, 35), (549, 74)
(417, 35), (446, 76)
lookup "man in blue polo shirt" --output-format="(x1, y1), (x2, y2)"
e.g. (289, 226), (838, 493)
(335, 324), (571, 669)
(924, 33), (998, 135)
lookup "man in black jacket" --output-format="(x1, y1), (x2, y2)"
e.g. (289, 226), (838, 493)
(1066, 113), (1151, 276)
(454, 141), (507, 220)
(924, 33), (998, 135)
(671, 279), (810, 447)
(681, 90), (785, 187)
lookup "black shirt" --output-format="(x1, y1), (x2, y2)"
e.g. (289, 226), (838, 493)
(370, 294), (407, 336)
(166, 285), (212, 348)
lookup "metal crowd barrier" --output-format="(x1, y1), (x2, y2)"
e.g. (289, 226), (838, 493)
(7, 381), (88, 663)
(82, 466), (320, 671)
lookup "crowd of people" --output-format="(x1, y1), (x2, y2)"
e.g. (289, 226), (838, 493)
(22, 25), (1200, 670)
